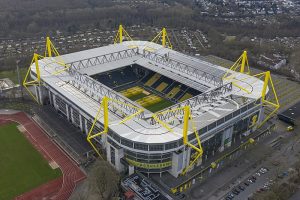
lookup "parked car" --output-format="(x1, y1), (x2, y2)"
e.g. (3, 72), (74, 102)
(226, 195), (233, 200)
(259, 167), (268, 174)
(232, 189), (240, 195)
(238, 185), (245, 191)
(259, 170), (266, 174)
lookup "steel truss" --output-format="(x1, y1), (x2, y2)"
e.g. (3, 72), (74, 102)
(152, 106), (203, 175)
(143, 49), (223, 87)
(222, 51), (279, 128)
(68, 68), (146, 119)
(23, 37), (68, 103)
(151, 28), (172, 49)
(23, 53), (41, 104)
(67, 47), (139, 71)
(223, 51), (250, 79)
(150, 82), (232, 124)
(45, 36), (60, 57)
(87, 96), (144, 158)
(254, 71), (280, 128)
(114, 24), (133, 44)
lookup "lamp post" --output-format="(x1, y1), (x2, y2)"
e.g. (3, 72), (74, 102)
(16, 59), (23, 98)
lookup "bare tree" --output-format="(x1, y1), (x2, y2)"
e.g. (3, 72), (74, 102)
(71, 160), (120, 200)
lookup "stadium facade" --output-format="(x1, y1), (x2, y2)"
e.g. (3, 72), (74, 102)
(27, 41), (267, 178)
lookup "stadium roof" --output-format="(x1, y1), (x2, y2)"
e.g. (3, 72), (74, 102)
(31, 41), (266, 145)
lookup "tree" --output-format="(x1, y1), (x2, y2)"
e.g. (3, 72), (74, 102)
(71, 160), (120, 200)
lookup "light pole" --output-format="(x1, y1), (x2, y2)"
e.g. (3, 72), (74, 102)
(16, 59), (23, 98)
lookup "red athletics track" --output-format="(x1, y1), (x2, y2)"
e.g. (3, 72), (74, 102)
(0, 112), (86, 200)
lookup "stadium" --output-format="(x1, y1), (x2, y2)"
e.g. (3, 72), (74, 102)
(23, 26), (278, 178)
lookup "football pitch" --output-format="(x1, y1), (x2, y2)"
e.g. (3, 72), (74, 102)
(145, 98), (174, 113)
(0, 123), (61, 200)
(122, 86), (174, 112)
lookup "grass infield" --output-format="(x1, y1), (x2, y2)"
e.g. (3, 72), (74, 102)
(0, 123), (61, 200)
(127, 93), (148, 101)
(122, 86), (175, 112)
(145, 98), (174, 113)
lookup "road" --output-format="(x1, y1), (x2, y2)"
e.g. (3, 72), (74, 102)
(223, 127), (300, 200)
(186, 119), (300, 200)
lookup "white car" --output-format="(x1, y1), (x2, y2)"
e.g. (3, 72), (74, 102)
(259, 168), (268, 174)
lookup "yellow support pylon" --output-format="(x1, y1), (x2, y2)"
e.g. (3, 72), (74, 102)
(23, 53), (42, 104)
(87, 96), (109, 159)
(223, 50), (250, 79)
(114, 24), (133, 44)
(152, 106), (203, 175)
(43, 37), (70, 75)
(87, 96), (144, 158)
(223, 68), (279, 128)
(253, 71), (280, 128)
(182, 106), (190, 145)
(151, 27), (172, 49)
(23, 50), (68, 104)
(45, 36), (60, 57)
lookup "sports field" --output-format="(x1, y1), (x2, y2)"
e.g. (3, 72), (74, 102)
(144, 98), (174, 113)
(0, 123), (61, 200)
(121, 86), (174, 112)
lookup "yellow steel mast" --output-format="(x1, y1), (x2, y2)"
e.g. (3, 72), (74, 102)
(151, 27), (172, 49)
(114, 24), (133, 44)
(253, 71), (280, 127)
(223, 51), (279, 128)
(23, 53), (42, 104)
(152, 106), (203, 175)
(23, 37), (71, 103)
(223, 50), (250, 79)
(87, 96), (144, 158)
(45, 36), (61, 57)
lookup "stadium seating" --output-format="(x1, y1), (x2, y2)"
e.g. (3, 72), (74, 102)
(92, 66), (139, 88)
(136, 94), (162, 107)
(121, 86), (144, 98)
(156, 82), (168, 92)
(93, 66), (201, 111)
(179, 93), (193, 102)
(166, 86), (180, 98)
(144, 73), (161, 87)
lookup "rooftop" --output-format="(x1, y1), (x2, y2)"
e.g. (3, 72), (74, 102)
(30, 41), (266, 145)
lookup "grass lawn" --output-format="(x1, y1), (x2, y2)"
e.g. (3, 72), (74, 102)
(0, 68), (28, 84)
(128, 93), (148, 101)
(0, 123), (61, 200)
(145, 99), (174, 113)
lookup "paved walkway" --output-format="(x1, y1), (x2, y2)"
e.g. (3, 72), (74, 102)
(0, 112), (86, 200)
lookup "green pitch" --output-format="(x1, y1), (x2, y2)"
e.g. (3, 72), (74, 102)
(145, 98), (174, 113)
(121, 86), (174, 112)
(127, 93), (148, 101)
(0, 123), (61, 200)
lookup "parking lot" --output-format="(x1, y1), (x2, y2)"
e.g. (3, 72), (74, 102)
(184, 117), (300, 200)
(217, 120), (300, 200)
(223, 167), (273, 200)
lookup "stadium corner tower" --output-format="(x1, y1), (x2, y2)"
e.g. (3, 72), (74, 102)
(29, 41), (266, 177)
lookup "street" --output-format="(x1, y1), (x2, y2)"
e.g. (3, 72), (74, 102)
(186, 119), (300, 200)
